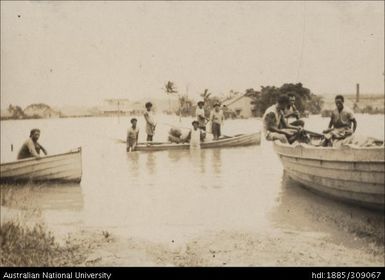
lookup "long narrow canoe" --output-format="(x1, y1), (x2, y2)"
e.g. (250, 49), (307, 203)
(273, 141), (385, 211)
(134, 132), (261, 152)
(0, 148), (82, 184)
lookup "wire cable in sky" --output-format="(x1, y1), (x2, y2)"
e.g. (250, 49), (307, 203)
(296, 2), (307, 81)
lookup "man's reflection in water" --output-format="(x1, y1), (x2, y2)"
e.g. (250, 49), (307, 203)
(212, 149), (222, 175)
(190, 148), (206, 174)
(144, 152), (158, 175)
(127, 151), (140, 178)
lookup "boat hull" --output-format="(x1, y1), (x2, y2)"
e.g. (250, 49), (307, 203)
(134, 132), (261, 152)
(273, 142), (385, 211)
(0, 148), (82, 184)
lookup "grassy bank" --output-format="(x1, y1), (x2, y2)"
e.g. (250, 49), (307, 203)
(1, 184), (96, 267)
(0, 220), (88, 266)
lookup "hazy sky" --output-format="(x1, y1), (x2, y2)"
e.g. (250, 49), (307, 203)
(1, 1), (384, 108)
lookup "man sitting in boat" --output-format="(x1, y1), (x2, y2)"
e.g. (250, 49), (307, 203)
(262, 95), (303, 144)
(322, 95), (357, 146)
(17, 128), (48, 160)
(127, 118), (139, 152)
(185, 121), (205, 149)
(284, 94), (305, 128)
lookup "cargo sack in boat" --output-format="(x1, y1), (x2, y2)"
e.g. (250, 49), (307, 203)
(168, 135), (182, 143)
(169, 128), (182, 138)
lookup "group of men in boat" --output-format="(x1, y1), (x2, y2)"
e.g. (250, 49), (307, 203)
(17, 94), (357, 158)
(127, 101), (225, 151)
(263, 94), (357, 145)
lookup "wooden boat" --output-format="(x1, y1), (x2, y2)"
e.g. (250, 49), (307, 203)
(273, 141), (385, 211)
(134, 132), (261, 152)
(0, 148), (82, 184)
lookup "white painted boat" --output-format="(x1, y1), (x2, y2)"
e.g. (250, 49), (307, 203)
(273, 141), (385, 211)
(134, 132), (261, 152)
(0, 148), (82, 184)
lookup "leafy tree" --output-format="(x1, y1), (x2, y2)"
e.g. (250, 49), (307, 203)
(177, 95), (194, 117)
(163, 81), (195, 117)
(249, 83), (323, 117)
(199, 89), (221, 117)
(8, 104), (25, 119)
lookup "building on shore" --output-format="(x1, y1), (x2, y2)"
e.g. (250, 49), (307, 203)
(321, 93), (384, 114)
(221, 94), (255, 118)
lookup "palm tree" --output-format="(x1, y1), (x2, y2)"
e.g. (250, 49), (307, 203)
(163, 81), (178, 113)
(200, 89), (211, 103)
(164, 81), (178, 96)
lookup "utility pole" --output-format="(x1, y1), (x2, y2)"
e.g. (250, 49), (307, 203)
(356, 83), (360, 103)
(117, 100), (120, 124)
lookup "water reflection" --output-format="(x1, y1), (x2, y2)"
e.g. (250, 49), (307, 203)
(1, 183), (84, 237)
(271, 174), (384, 244)
(167, 149), (188, 163)
(127, 151), (140, 177)
(190, 149), (206, 174)
(1, 183), (84, 211)
(211, 149), (222, 175)
(146, 152), (156, 175)
(1, 115), (383, 244)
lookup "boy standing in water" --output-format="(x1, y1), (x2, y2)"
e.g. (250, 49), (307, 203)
(127, 118), (139, 152)
(144, 102), (156, 142)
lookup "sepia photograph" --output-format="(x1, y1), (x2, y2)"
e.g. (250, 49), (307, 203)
(0, 0), (384, 272)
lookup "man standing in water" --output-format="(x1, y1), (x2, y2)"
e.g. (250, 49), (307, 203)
(262, 95), (302, 144)
(284, 94), (305, 128)
(144, 102), (156, 142)
(17, 128), (48, 160)
(186, 120), (203, 149)
(322, 95), (357, 146)
(209, 103), (224, 140)
(127, 118), (139, 152)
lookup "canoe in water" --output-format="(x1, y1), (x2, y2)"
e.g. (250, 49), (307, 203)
(0, 148), (82, 184)
(273, 141), (384, 211)
(134, 132), (261, 152)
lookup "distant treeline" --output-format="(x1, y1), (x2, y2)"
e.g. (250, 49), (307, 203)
(164, 82), (323, 118)
(1, 104), (60, 120)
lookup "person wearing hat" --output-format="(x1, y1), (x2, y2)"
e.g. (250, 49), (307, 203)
(186, 120), (203, 149)
(144, 102), (156, 141)
(127, 118), (139, 152)
(17, 128), (48, 160)
(195, 101), (209, 132)
(209, 103), (224, 140)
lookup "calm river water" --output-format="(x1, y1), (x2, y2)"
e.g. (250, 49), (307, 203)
(1, 114), (384, 265)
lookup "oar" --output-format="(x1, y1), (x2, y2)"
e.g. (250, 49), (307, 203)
(303, 129), (324, 138)
(113, 138), (165, 145)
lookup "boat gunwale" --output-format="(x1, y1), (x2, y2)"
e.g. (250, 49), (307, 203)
(135, 132), (260, 150)
(273, 141), (384, 163)
(0, 147), (82, 167)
